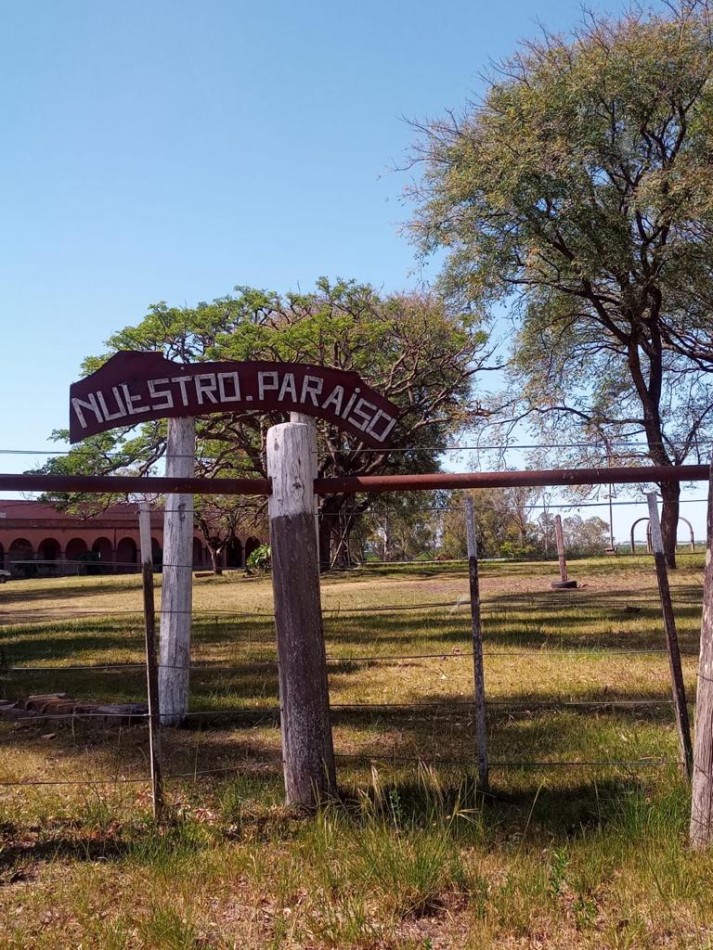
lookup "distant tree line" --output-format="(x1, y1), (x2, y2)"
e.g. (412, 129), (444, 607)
(345, 488), (610, 563)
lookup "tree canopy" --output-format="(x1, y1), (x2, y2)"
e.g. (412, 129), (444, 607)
(39, 278), (490, 568)
(409, 0), (713, 565)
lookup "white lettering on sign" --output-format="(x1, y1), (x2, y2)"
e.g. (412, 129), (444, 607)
(301, 375), (323, 405)
(340, 388), (361, 420)
(71, 393), (103, 429)
(367, 409), (397, 442)
(147, 378), (174, 410)
(70, 364), (398, 445)
(258, 371), (279, 400)
(278, 373), (297, 402)
(348, 397), (377, 432)
(195, 374), (218, 405)
(121, 384), (150, 416)
(171, 376), (193, 407)
(217, 372), (241, 401)
(97, 387), (128, 422)
(321, 385), (344, 414)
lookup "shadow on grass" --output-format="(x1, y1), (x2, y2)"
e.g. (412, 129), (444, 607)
(0, 834), (132, 877)
(0, 577), (145, 604)
(1, 575), (704, 669)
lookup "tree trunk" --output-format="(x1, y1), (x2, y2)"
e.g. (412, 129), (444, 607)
(660, 479), (680, 569)
(208, 546), (223, 575)
(318, 496), (341, 572)
(318, 505), (332, 572)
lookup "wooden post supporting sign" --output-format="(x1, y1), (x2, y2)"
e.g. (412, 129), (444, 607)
(159, 416), (196, 725)
(691, 464), (713, 847)
(647, 493), (693, 781)
(267, 421), (336, 806)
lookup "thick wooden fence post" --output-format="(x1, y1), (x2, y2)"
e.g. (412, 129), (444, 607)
(267, 421), (336, 806)
(691, 464), (713, 847)
(159, 416), (195, 725)
(465, 496), (489, 790)
(138, 501), (164, 820)
(647, 493), (693, 781)
(290, 412), (319, 549)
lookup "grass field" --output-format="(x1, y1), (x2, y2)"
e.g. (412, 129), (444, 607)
(1, 555), (712, 948)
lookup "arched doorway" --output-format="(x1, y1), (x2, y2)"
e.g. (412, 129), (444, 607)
(38, 537), (61, 574)
(8, 538), (34, 576)
(192, 538), (205, 569)
(226, 537), (243, 569)
(65, 538), (89, 574)
(116, 537), (138, 572)
(0, 542), (4, 569)
(92, 537), (113, 573)
(244, 537), (261, 563)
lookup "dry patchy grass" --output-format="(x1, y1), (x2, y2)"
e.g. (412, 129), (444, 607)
(0, 555), (712, 947)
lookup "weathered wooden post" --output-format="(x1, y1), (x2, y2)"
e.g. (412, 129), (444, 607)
(465, 496), (489, 790)
(267, 420), (336, 806)
(290, 412), (319, 548)
(551, 514), (576, 589)
(647, 492), (693, 781)
(138, 501), (165, 820)
(159, 416), (195, 725)
(555, 514), (568, 582)
(691, 464), (713, 847)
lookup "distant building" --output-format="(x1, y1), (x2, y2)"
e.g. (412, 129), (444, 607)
(0, 500), (263, 576)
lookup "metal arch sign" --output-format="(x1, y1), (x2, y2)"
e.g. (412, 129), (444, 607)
(69, 351), (399, 448)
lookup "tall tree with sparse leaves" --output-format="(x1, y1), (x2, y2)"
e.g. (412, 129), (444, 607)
(410, 0), (713, 566)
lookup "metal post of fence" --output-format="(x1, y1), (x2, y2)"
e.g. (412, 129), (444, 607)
(691, 462), (713, 847)
(646, 492), (693, 782)
(465, 496), (489, 790)
(138, 501), (165, 821)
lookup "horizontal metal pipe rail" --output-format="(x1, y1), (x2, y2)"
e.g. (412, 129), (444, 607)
(314, 465), (711, 494)
(0, 464), (709, 497)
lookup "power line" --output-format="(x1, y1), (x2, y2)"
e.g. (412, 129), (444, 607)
(3, 434), (713, 458)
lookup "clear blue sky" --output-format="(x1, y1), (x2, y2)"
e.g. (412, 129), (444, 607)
(3, 0), (703, 540)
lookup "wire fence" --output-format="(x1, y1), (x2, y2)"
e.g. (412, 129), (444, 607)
(0, 497), (708, 580)
(0, 460), (710, 809)
(0, 573), (701, 794)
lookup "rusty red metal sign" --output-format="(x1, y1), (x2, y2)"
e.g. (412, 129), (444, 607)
(69, 351), (399, 448)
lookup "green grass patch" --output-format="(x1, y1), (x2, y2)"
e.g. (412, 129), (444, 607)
(0, 557), (711, 947)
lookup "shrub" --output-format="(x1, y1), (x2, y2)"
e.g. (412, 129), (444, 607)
(246, 544), (271, 572)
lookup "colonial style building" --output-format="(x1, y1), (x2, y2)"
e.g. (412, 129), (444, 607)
(0, 500), (263, 576)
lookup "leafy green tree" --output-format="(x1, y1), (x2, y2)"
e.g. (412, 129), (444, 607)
(410, 0), (713, 566)
(438, 486), (542, 559)
(353, 492), (443, 563)
(38, 279), (490, 568)
(562, 515), (610, 557)
(193, 495), (266, 575)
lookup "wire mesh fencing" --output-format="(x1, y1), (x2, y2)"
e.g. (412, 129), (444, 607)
(1, 544), (705, 806)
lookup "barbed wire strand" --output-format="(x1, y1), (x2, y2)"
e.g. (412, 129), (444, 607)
(0, 646), (702, 675)
(0, 753), (673, 788)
